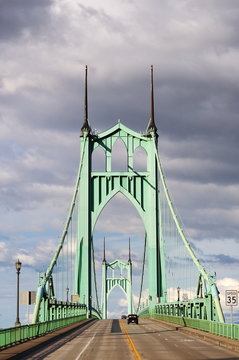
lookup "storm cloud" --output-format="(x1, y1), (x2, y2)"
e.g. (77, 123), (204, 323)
(0, 0), (239, 326)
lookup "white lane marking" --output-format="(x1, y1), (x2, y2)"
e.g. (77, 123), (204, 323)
(75, 333), (96, 360)
(179, 339), (194, 342)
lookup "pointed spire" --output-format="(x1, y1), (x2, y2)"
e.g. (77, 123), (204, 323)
(146, 65), (157, 135)
(81, 65), (91, 136)
(128, 237), (131, 263)
(103, 237), (106, 263)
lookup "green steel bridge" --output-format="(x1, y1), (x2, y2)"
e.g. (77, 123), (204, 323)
(1, 67), (239, 355)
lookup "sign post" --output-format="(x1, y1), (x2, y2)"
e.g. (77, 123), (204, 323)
(20, 291), (36, 324)
(225, 290), (238, 324)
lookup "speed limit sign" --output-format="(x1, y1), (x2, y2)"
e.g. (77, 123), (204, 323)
(225, 290), (238, 306)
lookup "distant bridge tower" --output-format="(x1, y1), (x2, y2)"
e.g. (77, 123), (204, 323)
(101, 238), (134, 319)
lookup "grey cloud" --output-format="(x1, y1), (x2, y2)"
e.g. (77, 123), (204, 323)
(214, 254), (239, 264)
(162, 153), (239, 186)
(201, 253), (239, 266)
(78, 4), (126, 34)
(0, 0), (53, 41)
(0, 1), (239, 327)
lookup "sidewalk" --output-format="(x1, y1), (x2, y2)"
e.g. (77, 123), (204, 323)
(151, 318), (239, 353)
(0, 319), (95, 360)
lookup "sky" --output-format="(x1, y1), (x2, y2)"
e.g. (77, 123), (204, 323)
(0, 0), (239, 328)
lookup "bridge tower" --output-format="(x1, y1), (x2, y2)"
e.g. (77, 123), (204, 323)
(32, 65), (224, 324)
(76, 65), (165, 316)
(101, 238), (134, 319)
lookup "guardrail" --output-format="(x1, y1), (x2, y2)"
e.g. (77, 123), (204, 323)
(0, 314), (87, 349)
(142, 313), (239, 341)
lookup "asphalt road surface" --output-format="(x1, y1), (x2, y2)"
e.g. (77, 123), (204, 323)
(20, 319), (239, 360)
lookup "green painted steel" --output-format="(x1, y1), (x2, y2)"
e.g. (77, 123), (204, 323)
(152, 297), (217, 321)
(32, 120), (225, 323)
(101, 259), (134, 319)
(91, 307), (102, 319)
(141, 313), (239, 341)
(76, 122), (164, 315)
(0, 314), (87, 349)
(38, 301), (86, 323)
(138, 295), (215, 321)
(31, 67), (225, 327)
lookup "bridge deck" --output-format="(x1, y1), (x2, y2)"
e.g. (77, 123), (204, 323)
(1, 319), (239, 360)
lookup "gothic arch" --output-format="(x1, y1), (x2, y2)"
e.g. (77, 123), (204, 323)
(92, 188), (146, 231)
(111, 138), (128, 171)
(92, 145), (106, 171)
(134, 146), (147, 171)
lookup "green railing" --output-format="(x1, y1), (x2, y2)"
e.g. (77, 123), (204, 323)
(0, 314), (87, 349)
(142, 313), (239, 341)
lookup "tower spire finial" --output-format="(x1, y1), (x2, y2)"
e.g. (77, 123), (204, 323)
(81, 65), (91, 136)
(146, 65), (157, 135)
(128, 237), (131, 263)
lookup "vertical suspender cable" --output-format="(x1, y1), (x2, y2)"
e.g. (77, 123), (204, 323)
(91, 237), (100, 312)
(70, 218), (73, 298)
(153, 139), (224, 322)
(32, 136), (87, 323)
(66, 230), (69, 298)
(137, 233), (147, 313)
(62, 246), (64, 300)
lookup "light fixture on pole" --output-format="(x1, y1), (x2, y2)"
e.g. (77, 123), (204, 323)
(66, 287), (69, 302)
(199, 279), (203, 298)
(177, 286), (181, 302)
(15, 259), (22, 327)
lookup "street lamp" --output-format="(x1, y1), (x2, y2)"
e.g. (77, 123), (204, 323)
(15, 259), (22, 327)
(199, 279), (203, 298)
(177, 286), (180, 302)
(66, 287), (69, 302)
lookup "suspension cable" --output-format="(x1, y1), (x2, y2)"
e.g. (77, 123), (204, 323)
(44, 135), (87, 284)
(91, 236), (100, 312)
(137, 233), (147, 313)
(32, 135), (88, 323)
(153, 139), (210, 283)
(70, 218), (73, 297)
(153, 137), (224, 322)
(66, 229), (69, 299)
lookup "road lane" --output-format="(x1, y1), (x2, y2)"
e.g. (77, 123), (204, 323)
(24, 320), (132, 360)
(124, 318), (239, 360)
(18, 319), (239, 360)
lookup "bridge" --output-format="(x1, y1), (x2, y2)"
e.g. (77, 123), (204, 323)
(0, 66), (239, 359)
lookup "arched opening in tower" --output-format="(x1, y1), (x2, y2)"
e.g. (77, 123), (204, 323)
(93, 192), (148, 318)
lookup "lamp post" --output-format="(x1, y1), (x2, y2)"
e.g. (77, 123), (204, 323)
(66, 287), (69, 302)
(177, 286), (181, 317)
(15, 259), (22, 327)
(199, 279), (203, 298)
(177, 286), (180, 302)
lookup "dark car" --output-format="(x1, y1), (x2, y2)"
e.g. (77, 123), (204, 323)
(127, 314), (138, 324)
(121, 315), (127, 319)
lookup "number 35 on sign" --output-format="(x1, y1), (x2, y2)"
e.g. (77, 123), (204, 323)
(225, 290), (238, 306)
